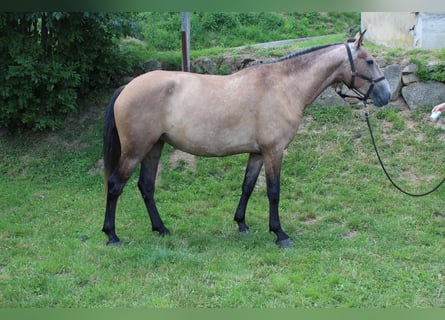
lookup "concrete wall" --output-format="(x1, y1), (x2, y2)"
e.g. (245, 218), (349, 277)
(415, 13), (445, 49)
(361, 12), (445, 49)
(361, 12), (417, 48)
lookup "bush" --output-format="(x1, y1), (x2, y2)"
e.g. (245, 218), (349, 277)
(0, 12), (139, 131)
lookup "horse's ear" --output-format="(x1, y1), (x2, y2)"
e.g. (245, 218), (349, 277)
(354, 29), (367, 48)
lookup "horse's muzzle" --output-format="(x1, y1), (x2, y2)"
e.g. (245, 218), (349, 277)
(370, 81), (391, 107)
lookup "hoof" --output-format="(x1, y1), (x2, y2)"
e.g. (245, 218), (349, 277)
(276, 238), (293, 248)
(106, 240), (122, 247)
(152, 225), (171, 237)
(239, 226), (250, 234)
(158, 228), (171, 237)
(238, 222), (250, 233)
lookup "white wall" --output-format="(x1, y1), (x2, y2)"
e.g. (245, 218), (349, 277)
(415, 13), (445, 49)
(361, 12), (445, 49)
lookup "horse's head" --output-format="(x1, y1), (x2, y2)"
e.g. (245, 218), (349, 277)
(343, 30), (391, 107)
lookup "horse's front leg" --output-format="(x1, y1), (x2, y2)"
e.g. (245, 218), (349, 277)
(264, 150), (293, 248)
(234, 153), (263, 232)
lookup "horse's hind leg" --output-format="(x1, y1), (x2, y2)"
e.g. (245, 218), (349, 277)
(234, 153), (263, 233)
(103, 173), (124, 245)
(103, 162), (137, 245)
(138, 140), (170, 236)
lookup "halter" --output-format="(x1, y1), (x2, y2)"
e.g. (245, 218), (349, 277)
(337, 42), (386, 103)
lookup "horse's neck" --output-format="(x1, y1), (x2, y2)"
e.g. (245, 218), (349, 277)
(282, 45), (347, 107)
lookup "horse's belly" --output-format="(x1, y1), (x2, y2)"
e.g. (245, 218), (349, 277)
(162, 128), (260, 157)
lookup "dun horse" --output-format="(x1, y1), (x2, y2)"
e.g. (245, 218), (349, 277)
(102, 31), (391, 247)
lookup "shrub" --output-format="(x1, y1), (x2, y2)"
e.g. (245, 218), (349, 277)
(0, 12), (138, 131)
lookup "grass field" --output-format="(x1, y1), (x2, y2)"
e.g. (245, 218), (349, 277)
(1, 88), (444, 307)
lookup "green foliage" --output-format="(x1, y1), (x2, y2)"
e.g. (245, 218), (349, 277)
(0, 12), (139, 131)
(431, 62), (445, 82)
(409, 50), (445, 83)
(410, 57), (433, 82)
(139, 12), (360, 51)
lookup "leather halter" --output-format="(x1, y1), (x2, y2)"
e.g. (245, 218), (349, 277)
(340, 42), (386, 102)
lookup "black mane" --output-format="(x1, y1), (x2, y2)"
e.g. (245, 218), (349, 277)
(271, 42), (342, 63)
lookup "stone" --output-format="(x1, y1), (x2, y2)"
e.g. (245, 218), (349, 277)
(313, 86), (347, 107)
(143, 60), (163, 71)
(401, 81), (445, 110)
(191, 57), (216, 74)
(382, 64), (402, 101)
(402, 63), (418, 74)
(402, 74), (419, 85)
(386, 97), (409, 110)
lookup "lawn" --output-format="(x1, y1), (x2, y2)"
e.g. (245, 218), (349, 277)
(1, 94), (444, 307)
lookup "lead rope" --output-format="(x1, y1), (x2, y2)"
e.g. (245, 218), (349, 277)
(364, 102), (445, 197)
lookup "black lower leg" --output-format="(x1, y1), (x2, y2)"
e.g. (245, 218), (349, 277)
(138, 145), (170, 236)
(138, 175), (170, 236)
(103, 174), (125, 245)
(265, 161), (293, 248)
(234, 153), (263, 233)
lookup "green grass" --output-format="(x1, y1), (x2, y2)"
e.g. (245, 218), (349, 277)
(121, 13), (358, 71)
(137, 12), (359, 51)
(1, 93), (444, 307)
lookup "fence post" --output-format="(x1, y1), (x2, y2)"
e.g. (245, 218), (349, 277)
(181, 12), (190, 72)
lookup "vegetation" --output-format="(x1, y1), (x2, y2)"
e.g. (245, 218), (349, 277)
(138, 12), (360, 51)
(410, 56), (445, 83)
(0, 13), (139, 131)
(402, 48), (445, 83)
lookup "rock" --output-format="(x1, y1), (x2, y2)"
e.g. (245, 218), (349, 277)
(401, 63), (419, 85)
(376, 58), (388, 68)
(401, 81), (445, 109)
(383, 64), (402, 101)
(402, 63), (418, 74)
(143, 60), (163, 71)
(191, 56), (238, 75)
(335, 84), (362, 105)
(386, 97), (409, 110)
(191, 57), (216, 74)
(402, 73), (419, 85)
(313, 86), (347, 107)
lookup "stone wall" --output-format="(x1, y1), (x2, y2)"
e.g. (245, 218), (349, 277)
(137, 55), (445, 110)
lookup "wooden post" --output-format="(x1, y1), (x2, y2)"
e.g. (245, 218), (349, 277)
(181, 12), (190, 72)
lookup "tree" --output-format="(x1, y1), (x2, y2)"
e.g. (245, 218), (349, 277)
(0, 12), (139, 131)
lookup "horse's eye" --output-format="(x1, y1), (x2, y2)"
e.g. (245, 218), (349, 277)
(366, 59), (374, 65)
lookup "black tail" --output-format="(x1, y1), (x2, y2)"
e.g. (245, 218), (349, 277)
(103, 86), (125, 192)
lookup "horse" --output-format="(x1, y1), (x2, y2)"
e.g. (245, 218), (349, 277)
(102, 31), (391, 248)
